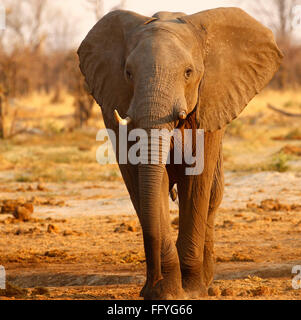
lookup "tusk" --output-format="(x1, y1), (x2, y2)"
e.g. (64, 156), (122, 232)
(114, 109), (132, 126)
(178, 111), (187, 120)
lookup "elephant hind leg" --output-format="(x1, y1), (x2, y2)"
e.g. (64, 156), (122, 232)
(176, 131), (224, 297)
(202, 149), (224, 287)
(176, 172), (213, 296)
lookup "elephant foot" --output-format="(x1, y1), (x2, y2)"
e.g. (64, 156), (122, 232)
(182, 273), (208, 298)
(141, 277), (185, 300)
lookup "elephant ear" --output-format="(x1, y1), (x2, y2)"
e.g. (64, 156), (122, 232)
(182, 7), (283, 131)
(77, 10), (149, 127)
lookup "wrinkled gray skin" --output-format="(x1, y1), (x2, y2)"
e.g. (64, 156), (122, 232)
(78, 8), (283, 299)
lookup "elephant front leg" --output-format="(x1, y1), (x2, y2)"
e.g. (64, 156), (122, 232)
(176, 174), (213, 297)
(142, 238), (183, 300)
(141, 170), (184, 300)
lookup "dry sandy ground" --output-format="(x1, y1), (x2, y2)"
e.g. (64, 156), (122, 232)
(1, 171), (301, 300)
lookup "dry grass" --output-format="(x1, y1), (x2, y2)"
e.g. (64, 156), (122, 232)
(242, 88), (301, 116)
(0, 89), (301, 183)
(0, 91), (120, 183)
(0, 132), (121, 183)
(224, 88), (301, 172)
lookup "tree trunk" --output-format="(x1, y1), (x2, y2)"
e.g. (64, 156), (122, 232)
(0, 94), (4, 139)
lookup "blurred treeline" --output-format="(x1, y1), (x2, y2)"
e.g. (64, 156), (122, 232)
(0, 0), (300, 138)
(0, 0), (126, 138)
(251, 0), (301, 89)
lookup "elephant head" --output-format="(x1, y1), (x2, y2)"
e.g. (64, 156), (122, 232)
(78, 8), (282, 287)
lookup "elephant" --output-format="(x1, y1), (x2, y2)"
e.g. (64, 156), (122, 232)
(77, 7), (283, 299)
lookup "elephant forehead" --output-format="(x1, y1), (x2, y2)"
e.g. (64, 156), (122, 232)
(127, 20), (197, 52)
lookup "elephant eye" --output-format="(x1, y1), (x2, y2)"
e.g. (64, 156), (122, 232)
(184, 68), (193, 79)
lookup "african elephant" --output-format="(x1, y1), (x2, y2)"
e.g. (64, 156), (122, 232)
(78, 8), (283, 299)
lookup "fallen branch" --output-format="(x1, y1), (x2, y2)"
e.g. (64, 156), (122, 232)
(267, 104), (301, 118)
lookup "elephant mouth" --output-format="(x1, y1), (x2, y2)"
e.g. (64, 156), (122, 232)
(114, 109), (187, 126)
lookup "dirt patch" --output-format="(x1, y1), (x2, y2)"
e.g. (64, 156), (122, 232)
(1, 199), (34, 213)
(44, 250), (69, 258)
(247, 199), (301, 212)
(114, 221), (140, 233)
(280, 145), (301, 156)
(1, 175), (301, 300)
(216, 253), (255, 263)
(249, 286), (276, 297)
(1, 199), (35, 221)
(16, 183), (49, 192)
(47, 224), (60, 234)
(0, 282), (28, 298)
(272, 129), (301, 141)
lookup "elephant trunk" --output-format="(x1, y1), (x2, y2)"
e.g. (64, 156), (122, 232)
(138, 130), (170, 286)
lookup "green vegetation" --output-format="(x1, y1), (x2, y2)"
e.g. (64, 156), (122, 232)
(266, 152), (291, 173)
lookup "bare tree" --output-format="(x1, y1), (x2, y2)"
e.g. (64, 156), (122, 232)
(275, 0), (296, 40)
(3, 0), (49, 51)
(46, 9), (77, 52)
(110, 0), (127, 11)
(242, 0), (301, 43)
(86, 0), (127, 21)
(2, 1), (25, 47)
(268, 104), (301, 117)
(26, 0), (47, 50)
(86, 0), (104, 21)
(0, 85), (5, 138)
(241, 0), (301, 88)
